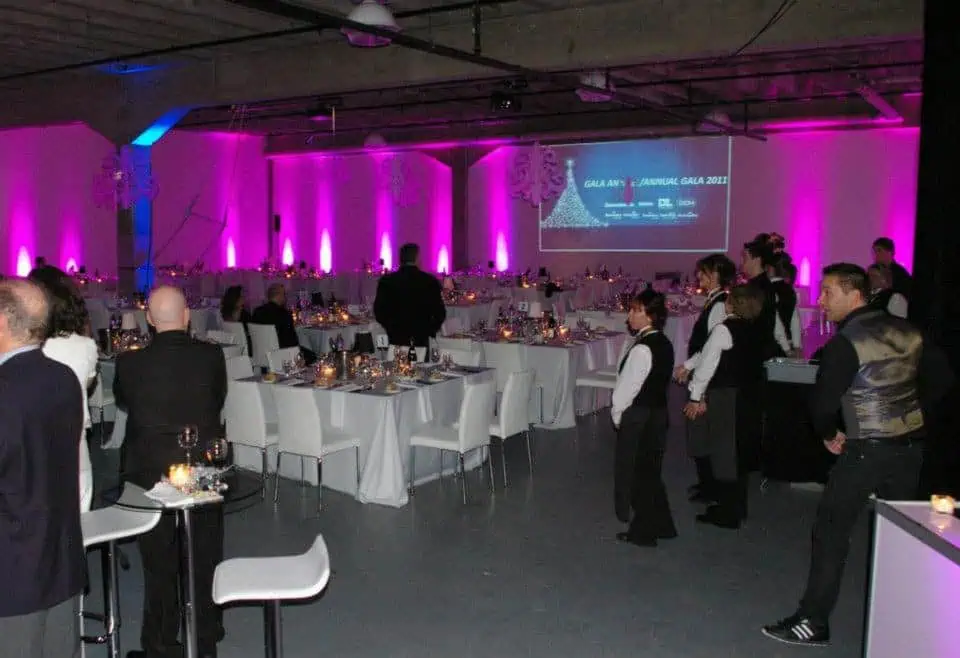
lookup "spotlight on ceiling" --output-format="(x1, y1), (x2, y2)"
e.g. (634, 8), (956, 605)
(490, 91), (522, 113)
(576, 70), (615, 103)
(697, 110), (732, 133)
(342, 0), (400, 48)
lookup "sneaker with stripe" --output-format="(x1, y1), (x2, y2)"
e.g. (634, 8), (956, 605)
(761, 613), (830, 646)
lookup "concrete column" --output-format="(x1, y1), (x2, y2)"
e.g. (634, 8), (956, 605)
(115, 145), (154, 294)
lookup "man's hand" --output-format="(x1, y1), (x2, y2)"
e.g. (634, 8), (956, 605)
(824, 431), (847, 455)
(683, 401), (707, 420)
(673, 366), (690, 384)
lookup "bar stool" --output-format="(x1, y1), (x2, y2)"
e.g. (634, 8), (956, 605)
(212, 535), (330, 658)
(81, 494), (162, 658)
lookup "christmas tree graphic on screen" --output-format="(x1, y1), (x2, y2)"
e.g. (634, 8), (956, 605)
(541, 159), (606, 228)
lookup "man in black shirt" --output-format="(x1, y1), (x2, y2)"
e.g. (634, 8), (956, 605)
(252, 284), (316, 364)
(741, 239), (780, 359)
(871, 236), (912, 299)
(374, 243), (446, 351)
(762, 263), (953, 647)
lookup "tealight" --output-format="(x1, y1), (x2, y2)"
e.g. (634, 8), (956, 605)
(168, 464), (192, 490)
(931, 495), (955, 514)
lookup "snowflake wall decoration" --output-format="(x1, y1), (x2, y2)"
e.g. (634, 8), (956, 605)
(378, 155), (422, 208)
(509, 142), (565, 207)
(93, 146), (159, 210)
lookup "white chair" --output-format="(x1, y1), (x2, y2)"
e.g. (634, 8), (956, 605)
(266, 347), (301, 374)
(489, 370), (535, 487)
(221, 344), (244, 359)
(89, 371), (116, 446)
(80, 488), (162, 657)
(574, 371), (618, 417)
(222, 321), (248, 354)
(226, 355), (255, 380)
(207, 329), (238, 346)
(224, 380), (279, 497)
(271, 385), (361, 512)
(213, 535), (331, 658)
(248, 324), (280, 369)
(409, 378), (496, 504)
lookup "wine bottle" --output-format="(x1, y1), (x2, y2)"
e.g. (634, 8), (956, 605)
(407, 340), (417, 364)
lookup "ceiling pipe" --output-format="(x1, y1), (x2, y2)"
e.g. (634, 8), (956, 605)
(0, 0), (521, 83)
(852, 76), (902, 120)
(223, 0), (767, 140)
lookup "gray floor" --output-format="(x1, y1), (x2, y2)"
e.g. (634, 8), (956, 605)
(85, 404), (869, 658)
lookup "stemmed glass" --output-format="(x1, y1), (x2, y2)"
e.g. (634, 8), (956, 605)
(430, 346), (440, 364)
(204, 438), (230, 490)
(178, 425), (199, 466)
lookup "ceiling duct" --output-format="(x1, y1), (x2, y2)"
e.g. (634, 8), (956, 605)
(342, 1), (400, 48)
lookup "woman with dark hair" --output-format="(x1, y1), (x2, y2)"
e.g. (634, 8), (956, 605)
(768, 252), (802, 358)
(33, 275), (98, 512)
(682, 284), (766, 529)
(219, 285), (250, 323)
(610, 289), (677, 547)
(674, 253), (736, 502)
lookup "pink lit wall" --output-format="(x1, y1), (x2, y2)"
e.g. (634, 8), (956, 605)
(0, 123), (117, 275)
(467, 129), (920, 294)
(151, 130), (268, 269)
(270, 151), (451, 273)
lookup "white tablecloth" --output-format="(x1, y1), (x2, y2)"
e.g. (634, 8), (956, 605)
(232, 370), (494, 507)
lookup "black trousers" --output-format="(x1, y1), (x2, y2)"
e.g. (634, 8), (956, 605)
(798, 440), (923, 623)
(139, 507), (224, 657)
(614, 406), (676, 539)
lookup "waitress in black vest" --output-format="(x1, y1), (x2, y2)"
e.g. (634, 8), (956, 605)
(682, 285), (766, 529)
(611, 289), (677, 547)
(866, 263), (908, 318)
(769, 253), (803, 357)
(674, 254), (737, 503)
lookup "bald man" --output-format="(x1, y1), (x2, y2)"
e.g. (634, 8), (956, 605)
(0, 279), (85, 657)
(114, 285), (227, 658)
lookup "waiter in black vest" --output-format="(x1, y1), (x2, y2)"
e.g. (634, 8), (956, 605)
(741, 239), (780, 359)
(611, 289), (677, 548)
(373, 243), (446, 357)
(762, 263), (953, 647)
(769, 253), (802, 357)
(675, 254), (736, 503)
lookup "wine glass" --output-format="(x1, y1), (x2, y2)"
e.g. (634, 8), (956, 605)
(204, 438), (230, 490)
(294, 351), (306, 372)
(178, 425), (199, 466)
(430, 346), (440, 364)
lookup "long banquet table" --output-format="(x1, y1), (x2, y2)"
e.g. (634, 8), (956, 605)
(231, 368), (494, 508)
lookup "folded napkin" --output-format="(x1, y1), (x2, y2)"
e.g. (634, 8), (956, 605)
(145, 481), (222, 508)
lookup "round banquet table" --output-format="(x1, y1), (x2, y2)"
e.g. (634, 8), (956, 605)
(100, 470), (263, 658)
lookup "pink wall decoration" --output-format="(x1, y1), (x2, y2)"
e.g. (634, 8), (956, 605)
(151, 130), (268, 270)
(270, 150), (451, 273)
(509, 142), (565, 207)
(0, 123), (117, 275)
(468, 129), (920, 296)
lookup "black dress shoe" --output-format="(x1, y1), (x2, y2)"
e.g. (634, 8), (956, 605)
(126, 652), (147, 658)
(695, 505), (740, 529)
(616, 532), (657, 547)
(657, 528), (678, 540)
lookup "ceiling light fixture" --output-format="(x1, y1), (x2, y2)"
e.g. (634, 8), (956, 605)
(576, 70), (615, 103)
(342, 0), (400, 48)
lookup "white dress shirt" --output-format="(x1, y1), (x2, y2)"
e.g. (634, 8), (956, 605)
(688, 323), (733, 402)
(684, 288), (727, 371)
(770, 277), (802, 354)
(42, 332), (98, 513)
(610, 331), (658, 427)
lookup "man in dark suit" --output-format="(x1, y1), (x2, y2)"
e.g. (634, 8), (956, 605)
(374, 243), (446, 351)
(251, 283), (316, 364)
(114, 286), (227, 658)
(0, 279), (85, 658)
(871, 236), (912, 299)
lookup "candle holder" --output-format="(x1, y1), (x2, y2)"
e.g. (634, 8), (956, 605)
(168, 464), (194, 492)
(931, 494), (955, 514)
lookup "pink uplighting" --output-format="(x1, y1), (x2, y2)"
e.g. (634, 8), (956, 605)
(761, 117), (905, 134)
(226, 238), (237, 268)
(495, 233), (509, 272)
(319, 230), (332, 273)
(65, 258), (78, 273)
(436, 246), (450, 274)
(379, 233), (393, 270)
(15, 247), (31, 277)
(798, 257), (811, 287)
(281, 239), (294, 266)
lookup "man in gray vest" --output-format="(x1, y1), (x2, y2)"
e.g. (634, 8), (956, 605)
(762, 263), (953, 647)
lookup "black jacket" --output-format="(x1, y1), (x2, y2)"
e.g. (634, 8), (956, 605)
(0, 348), (85, 616)
(374, 265), (446, 347)
(251, 301), (299, 349)
(114, 331), (227, 487)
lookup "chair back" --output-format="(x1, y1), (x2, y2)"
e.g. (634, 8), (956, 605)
(222, 321), (248, 353)
(221, 344), (244, 359)
(224, 380), (271, 449)
(266, 347), (301, 373)
(207, 329), (237, 345)
(497, 370), (534, 437)
(457, 378), (496, 453)
(226, 355), (255, 380)
(248, 323), (280, 367)
(271, 385), (325, 459)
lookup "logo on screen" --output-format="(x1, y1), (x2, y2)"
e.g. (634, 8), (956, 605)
(658, 198), (673, 209)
